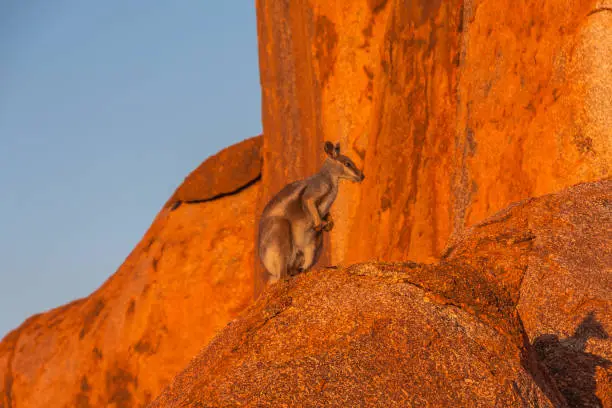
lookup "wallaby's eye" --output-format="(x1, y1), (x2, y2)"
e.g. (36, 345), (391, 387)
(344, 162), (350, 168)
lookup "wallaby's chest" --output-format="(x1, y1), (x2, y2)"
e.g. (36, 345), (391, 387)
(316, 186), (338, 216)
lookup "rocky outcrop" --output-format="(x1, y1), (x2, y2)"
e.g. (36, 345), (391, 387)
(164, 135), (262, 209)
(445, 179), (612, 407)
(151, 180), (611, 407)
(150, 264), (559, 408)
(256, 0), (611, 268)
(0, 137), (262, 408)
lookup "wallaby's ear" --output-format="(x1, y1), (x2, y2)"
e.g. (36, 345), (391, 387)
(334, 142), (341, 156)
(324, 141), (336, 158)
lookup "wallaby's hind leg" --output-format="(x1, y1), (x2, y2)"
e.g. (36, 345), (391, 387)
(308, 231), (325, 271)
(289, 251), (305, 276)
(258, 217), (293, 284)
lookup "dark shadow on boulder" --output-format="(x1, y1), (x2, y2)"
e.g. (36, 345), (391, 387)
(532, 312), (610, 408)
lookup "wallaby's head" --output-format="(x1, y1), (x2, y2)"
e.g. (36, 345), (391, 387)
(324, 141), (365, 183)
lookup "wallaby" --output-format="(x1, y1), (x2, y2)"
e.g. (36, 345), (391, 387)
(257, 141), (365, 285)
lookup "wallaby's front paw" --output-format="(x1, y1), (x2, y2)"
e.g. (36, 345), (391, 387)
(314, 220), (333, 232)
(323, 219), (334, 231)
(320, 213), (334, 231)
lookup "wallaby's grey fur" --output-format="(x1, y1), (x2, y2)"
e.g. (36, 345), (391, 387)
(257, 141), (365, 285)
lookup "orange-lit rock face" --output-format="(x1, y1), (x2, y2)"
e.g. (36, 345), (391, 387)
(151, 179), (609, 408)
(453, 0), (611, 228)
(0, 138), (262, 408)
(256, 0), (611, 268)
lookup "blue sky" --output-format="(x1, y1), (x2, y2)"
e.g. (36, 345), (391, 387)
(0, 1), (261, 338)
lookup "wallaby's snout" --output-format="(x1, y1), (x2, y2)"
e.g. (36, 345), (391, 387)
(349, 166), (365, 183)
(324, 141), (365, 183)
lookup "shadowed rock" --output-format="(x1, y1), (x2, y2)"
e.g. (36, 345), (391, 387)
(445, 178), (612, 406)
(534, 312), (611, 408)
